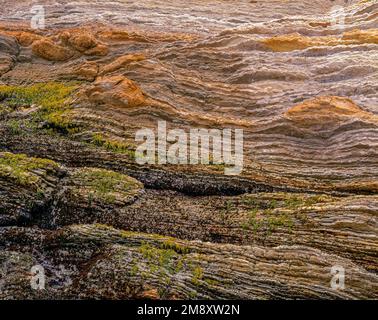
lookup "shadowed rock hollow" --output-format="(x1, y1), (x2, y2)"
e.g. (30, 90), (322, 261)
(0, 0), (377, 299)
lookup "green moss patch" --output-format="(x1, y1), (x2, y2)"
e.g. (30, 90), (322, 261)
(91, 133), (135, 156)
(70, 168), (143, 204)
(0, 82), (79, 133)
(0, 82), (77, 111)
(0, 152), (59, 185)
(239, 193), (333, 233)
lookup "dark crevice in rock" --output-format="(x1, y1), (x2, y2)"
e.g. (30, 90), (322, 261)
(0, 135), (348, 197)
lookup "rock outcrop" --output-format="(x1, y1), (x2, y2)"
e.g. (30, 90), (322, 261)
(0, 34), (18, 76)
(0, 152), (64, 226)
(31, 38), (75, 62)
(0, 224), (377, 299)
(84, 75), (146, 108)
(0, 0), (377, 300)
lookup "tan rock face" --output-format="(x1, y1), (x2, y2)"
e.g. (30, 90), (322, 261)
(85, 75), (146, 108)
(0, 224), (376, 299)
(73, 61), (99, 81)
(32, 38), (75, 61)
(100, 54), (145, 75)
(0, 55), (13, 76)
(285, 96), (378, 130)
(261, 29), (378, 52)
(60, 30), (97, 52)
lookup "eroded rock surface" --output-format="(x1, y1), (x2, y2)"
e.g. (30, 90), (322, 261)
(0, 0), (377, 299)
(0, 224), (377, 299)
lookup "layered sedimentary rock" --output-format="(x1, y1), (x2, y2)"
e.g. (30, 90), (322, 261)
(0, 34), (18, 76)
(0, 152), (64, 226)
(0, 224), (377, 299)
(0, 0), (377, 299)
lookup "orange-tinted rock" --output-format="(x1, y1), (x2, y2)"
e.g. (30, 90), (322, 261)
(97, 28), (196, 43)
(97, 29), (149, 42)
(84, 43), (108, 56)
(262, 29), (378, 52)
(308, 21), (331, 28)
(32, 38), (75, 61)
(15, 31), (42, 46)
(98, 30), (132, 41)
(0, 0), (378, 301)
(85, 75), (146, 108)
(137, 288), (160, 299)
(285, 96), (378, 130)
(59, 29), (108, 56)
(60, 30), (97, 52)
(262, 33), (313, 52)
(342, 29), (378, 45)
(100, 53), (145, 75)
(74, 61), (99, 81)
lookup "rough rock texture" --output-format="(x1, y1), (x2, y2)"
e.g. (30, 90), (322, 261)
(31, 39), (75, 62)
(0, 152), (64, 226)
(85, 76), (146, 108)
(53, 190), (378, 273)
(0, 224), (377, 299)
(0, 0), (377, 300)
(0, 34), (18, 76)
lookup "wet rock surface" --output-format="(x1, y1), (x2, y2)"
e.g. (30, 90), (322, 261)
(0, 0), (377, 299)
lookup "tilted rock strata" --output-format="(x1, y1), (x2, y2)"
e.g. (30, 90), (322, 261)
(0, 155), (376, 286)
(0, 224), (377, 299)
(0, 0), (377, 300)
(0, 34), (18, 76)
(1, 20), (376, 193)
(1, 90), (377, 194)
(261, 29), (378, 52)
(84, 75), (146, 109)
(0, 152), (64, 226)
(37, 175), (378, 273)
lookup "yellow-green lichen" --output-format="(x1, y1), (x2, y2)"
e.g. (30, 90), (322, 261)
(0, 82), (79, 133)
(0, 82), (77, 111)
(191, 265), (204, 285)
(240, 193), (333, 234)
(6, 119), (23, 135)
(91, 133), (135, 156)
(161, 239), (190, 254)
(137, 242), (185, 289)
(0, 152), (59, 185)
(71, 168), (143, 204)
